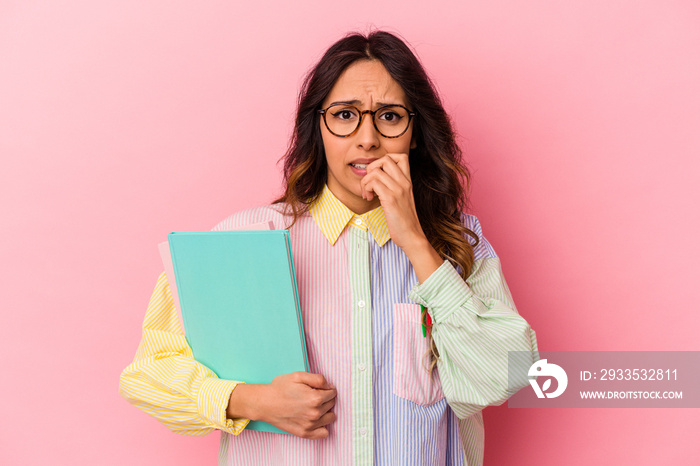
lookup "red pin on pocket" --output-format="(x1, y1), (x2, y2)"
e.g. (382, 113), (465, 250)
(420, 305), (432, 337)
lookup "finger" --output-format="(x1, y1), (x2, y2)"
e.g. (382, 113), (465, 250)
(317, 397), (336, 416)
(361, 181), (371, 201)
(297, 372), (331, 390)
(363, 168), (403, 199)
(384, 153), (411, 179)
(362, 161), (401, 195)
(315, 386), (338, 404)
(300, 412), (336, 439)
(363, 179), (393, 207)
(360, 173), (383, 203)
(368, 153), (410, 182)
(306, 426), (330, 440)
(315, 410), (337, 428)
(360, 174), (375, 201)
(366, 158), (411, 194)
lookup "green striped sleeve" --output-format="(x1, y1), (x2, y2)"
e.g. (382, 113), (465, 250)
(409, 259), (538, 419)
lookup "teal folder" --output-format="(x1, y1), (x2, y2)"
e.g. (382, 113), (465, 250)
(168, 230), (309, 434)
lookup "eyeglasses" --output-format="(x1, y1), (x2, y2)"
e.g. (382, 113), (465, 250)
(318, 103), (416, 138)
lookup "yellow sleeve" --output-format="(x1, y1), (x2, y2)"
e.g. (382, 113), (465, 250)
(119, 272), (250, 436)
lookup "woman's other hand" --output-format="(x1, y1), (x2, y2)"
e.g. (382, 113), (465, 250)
(226, 372), (337, 439)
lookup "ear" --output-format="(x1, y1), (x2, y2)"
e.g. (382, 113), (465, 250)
(410, 135), (417, 150)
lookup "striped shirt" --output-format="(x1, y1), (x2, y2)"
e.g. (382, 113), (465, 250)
(119, 185), (539, 465)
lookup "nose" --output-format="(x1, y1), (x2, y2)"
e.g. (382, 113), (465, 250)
(355, 111), (380, 150)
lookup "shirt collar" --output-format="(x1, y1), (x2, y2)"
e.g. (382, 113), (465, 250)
(309, 185), (391, 247)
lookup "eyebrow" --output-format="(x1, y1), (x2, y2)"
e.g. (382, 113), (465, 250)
(329, 99), (403, 107)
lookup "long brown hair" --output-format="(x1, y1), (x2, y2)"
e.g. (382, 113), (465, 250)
(274, 30), (478, 282)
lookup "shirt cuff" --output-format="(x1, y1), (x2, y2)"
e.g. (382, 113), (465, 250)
(408, 260), (473, 323)
(197, 377), (250, 435)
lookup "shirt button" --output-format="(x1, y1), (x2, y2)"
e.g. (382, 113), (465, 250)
(358, 363), (366, 372)
(359, 427), (367, 436)
(357, 300), (365, 309)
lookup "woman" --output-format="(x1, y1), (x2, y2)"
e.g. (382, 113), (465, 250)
(120, 30), (538, 465)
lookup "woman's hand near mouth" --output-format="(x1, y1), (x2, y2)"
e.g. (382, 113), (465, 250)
(360, 153), (443, 283)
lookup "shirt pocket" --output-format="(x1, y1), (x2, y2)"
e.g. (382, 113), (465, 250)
(392, 303), (445, 406)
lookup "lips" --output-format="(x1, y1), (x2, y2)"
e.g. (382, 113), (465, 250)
(348, 158), (377, 176)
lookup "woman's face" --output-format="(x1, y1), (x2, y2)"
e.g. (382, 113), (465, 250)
(320, 59), (414, 215)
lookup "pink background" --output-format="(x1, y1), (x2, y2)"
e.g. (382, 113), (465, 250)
(2, 1), (698, 464)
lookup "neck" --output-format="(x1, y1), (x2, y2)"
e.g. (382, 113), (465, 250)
(347, 198), (380, 215)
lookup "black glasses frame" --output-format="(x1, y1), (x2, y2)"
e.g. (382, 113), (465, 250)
(318, 103), (416, 138)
